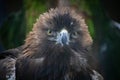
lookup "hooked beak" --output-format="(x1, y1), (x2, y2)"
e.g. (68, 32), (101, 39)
(56, 29), (70, 46)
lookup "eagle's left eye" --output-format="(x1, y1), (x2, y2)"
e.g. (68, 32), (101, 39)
(71, 32), (78, 38)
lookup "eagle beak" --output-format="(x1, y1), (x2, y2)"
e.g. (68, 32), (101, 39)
(56, 29), (70, 46)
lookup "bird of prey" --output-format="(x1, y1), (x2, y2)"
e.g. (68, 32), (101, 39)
(0, 1), (103, 80)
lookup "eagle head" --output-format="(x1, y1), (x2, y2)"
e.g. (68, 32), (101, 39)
(24, 7), (92, 57)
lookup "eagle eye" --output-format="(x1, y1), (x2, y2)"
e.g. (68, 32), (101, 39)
(71, 32), (78, 38)
(47, 29), (53, 35)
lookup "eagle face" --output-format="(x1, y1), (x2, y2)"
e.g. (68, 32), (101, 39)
(45, 13), (81, 47)
(24, 8), (93, 57)
(37, 11), (89, 50)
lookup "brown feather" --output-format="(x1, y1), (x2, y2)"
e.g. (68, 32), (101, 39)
(23, 7), (92, 57)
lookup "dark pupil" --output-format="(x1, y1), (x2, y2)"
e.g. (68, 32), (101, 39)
(73, 32), (77, 36)
(48, 30), (52, 34)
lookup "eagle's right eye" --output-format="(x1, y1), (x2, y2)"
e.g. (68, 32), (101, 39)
(47, 29), (53, 35)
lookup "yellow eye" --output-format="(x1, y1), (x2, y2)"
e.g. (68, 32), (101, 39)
(72, 32), (78, 38)
(47, 29), (52, 35)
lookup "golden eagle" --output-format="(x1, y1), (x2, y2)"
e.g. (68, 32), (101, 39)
(0, 1), (103, 80)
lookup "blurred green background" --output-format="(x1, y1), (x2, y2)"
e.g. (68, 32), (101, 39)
(0, 0), (120, 80)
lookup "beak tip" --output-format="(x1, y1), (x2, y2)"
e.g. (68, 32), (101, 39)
(56, 29), (70, 46)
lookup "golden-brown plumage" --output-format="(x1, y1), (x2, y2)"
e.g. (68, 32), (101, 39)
(23, 7), (92, 57)
(0, 1), (103, 80)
